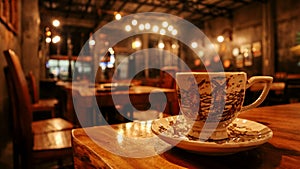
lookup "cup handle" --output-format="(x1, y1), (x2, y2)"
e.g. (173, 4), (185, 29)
(241, 76), (273, 112)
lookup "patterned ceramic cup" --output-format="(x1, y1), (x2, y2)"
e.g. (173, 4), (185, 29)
(176, 72), (273, 140)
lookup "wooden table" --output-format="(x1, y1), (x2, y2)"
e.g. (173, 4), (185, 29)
(57, 81), (178, 127)
(72, 103), (300, 168)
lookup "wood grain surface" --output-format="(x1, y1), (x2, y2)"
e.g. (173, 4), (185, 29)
(32, 118), (73, 134)
(72, 103), (300, 169)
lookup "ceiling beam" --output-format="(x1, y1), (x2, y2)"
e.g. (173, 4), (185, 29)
(39, 12), (96, 28)
(39, 0), (259, 32)
(61, 17), (95, 28)
(117, 0), (129, 12)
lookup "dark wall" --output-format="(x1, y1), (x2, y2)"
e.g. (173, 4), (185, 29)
(0, 10), (21, 169)
(0, 0), (40, 168)
(202, 0), (300, 75)
(276, 0), (300, 73)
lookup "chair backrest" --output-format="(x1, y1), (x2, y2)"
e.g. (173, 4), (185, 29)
(27, 71), (39, 103)
(3, 49), (33, 168)
(4, 67), (18, 134)
(159, 66), (178, 89)
(4, 66), (22, 169)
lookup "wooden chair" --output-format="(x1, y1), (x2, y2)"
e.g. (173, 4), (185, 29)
(120, 66), (180, 121)
(4, 49), (74, 169)
(265, 72), (289, 105)
(27, 71), (58, 118)
(158, 66), (178, 89)
(158, 66), (179, 115)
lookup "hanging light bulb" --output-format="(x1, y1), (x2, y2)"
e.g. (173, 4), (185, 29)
(131, 19), (138, 26)
(171, 43), (177, 49)
(125, 25), (132, 32)
(132, 38), (142, 49)
(217, 35), (225, 43)
(45, 29), (52, 37)
(159, 29), (166, 35)
(145, 23), (151, 30)
(191, 42), (198, 49)
(45, 37), (51, 43)
(168, 25), (174, 31)
(115, 12), (122, 20)
(138, 24), (145, 31)
(89, 39), (95, 46)
(158, 40), (165, 49)
(52, 35), (61, 44)
(152, 25), (159, 33)
(52, 19), (60, 27)
(171, 29), (178, 36)
(162, 21), (168, 28)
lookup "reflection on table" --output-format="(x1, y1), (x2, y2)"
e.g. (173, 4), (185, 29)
(72, 103), (300, 168)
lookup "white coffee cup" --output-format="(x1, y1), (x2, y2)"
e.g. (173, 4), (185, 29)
(176, 72), (273, 140)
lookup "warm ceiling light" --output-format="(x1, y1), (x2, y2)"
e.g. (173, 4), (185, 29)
(125, 25), (132, 32)
(45, 30), (51, 37)
(168, 25), (174, 31)
(89, 39), (95, 46)
(52, 19), (60, 27)
(45, 37), (51, 43)
(191, 42), (198, 48)
(131, 19), (138, 26)
(138, 24), (145, 31)
(145, 23), (151, 30)
(198, 51), (204, 57)
(162, 21), (168, 28)
(232, 47), (240, 56)
(52, 35), (61, 43)
(171, 29), (178, 36)
(223, 59), (231, 68)
(132, 38), (142, 49)
(158, 40), (165, 49)
(159, 29), (166, 35)
(171, 43), (177, 49)
(152, 25), (159, 33)
(217, 35), (225, 43)
(115, 12), (122, 20)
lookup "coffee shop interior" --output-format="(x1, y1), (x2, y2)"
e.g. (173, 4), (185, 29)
(1, 0), (300, 168)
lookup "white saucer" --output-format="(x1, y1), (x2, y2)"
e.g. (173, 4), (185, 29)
(151, 115), (273, 155)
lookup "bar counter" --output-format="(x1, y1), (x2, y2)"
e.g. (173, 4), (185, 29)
(72, 103), (300, 168)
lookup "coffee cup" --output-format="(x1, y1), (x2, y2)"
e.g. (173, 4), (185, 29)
(176, 72), (273, 140)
